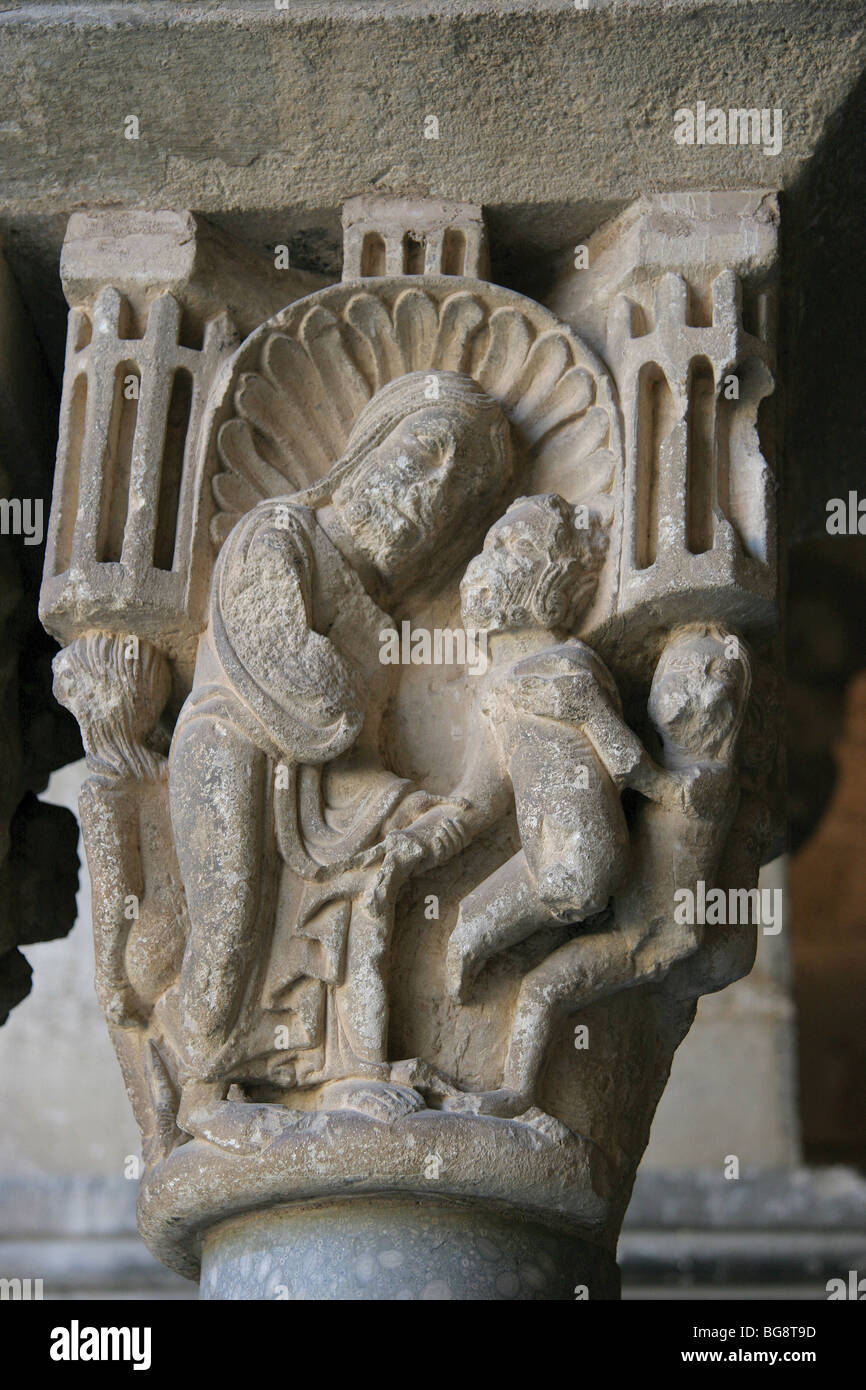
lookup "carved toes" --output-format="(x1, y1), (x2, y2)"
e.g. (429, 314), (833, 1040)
(317, 1079), (426, 1124)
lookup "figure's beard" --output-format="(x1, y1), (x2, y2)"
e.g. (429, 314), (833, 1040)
(336, 479), (439, 582)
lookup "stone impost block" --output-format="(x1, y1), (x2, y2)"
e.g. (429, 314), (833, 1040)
(342, 196), (488, 281)
(60, 210), (327, 341)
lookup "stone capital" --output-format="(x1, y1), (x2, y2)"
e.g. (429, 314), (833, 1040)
(40, 195), (782, 1298)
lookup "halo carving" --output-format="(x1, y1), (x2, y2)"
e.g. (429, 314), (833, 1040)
(207, 277), (623, 552)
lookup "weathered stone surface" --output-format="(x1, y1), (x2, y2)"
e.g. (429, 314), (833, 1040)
(60, 210), (327, 341)
(41, 196), (781, 1296)
(0, 4), (861, 241)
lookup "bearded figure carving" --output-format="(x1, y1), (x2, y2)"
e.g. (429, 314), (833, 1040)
(168, 371), (517, 1147)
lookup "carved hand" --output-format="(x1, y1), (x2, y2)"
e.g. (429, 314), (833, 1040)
(382, 789), (454, 832)
(362, 810), (470, 913)
(509, 668), (598, 722)
(364, 830), (427, 913)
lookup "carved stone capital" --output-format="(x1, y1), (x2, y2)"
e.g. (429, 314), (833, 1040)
(41, 195), (781, 1298)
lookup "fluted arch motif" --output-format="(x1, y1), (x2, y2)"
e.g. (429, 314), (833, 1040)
(207, 278), (623, 550)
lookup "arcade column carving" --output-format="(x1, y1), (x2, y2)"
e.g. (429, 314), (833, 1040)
(39, 194), (782, 1300)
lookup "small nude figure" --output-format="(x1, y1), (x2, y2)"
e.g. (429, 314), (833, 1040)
(366, 495), (660, 1083)
(447, 620), (751, 1120)
(366, 495), (621, 909)
(368, 496), (751, 1125)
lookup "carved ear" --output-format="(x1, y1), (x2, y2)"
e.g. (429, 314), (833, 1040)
(534, 557), (601, 632)
(412, 421), (458, 464)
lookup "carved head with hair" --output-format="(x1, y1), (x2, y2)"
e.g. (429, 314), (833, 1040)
(297, 369), (518, 592)
(648, 622), (752, 764)
(460, 493), (608, 636)
(53, 634), (170, 780)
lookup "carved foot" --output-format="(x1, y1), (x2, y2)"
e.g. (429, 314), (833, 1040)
(444, 936), (481, 1003)
(178, 1097), (304, 1154)
(518, 1107), (573, 1143)
(142, 1041), (185, 1163)
(441, 1086), (530, 1119)
(318, 1078), (425, 1124)
(390, 1057), (463, 1103)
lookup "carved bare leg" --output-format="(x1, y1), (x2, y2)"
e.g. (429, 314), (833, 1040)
(445, 931), (649, 1120)
(446, 850), (547, 1001)
(503, 913), (706, 1113)
(503, 935), (628, 1100)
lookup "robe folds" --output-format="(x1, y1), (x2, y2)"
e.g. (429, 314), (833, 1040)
(171, 499), (413, 1084)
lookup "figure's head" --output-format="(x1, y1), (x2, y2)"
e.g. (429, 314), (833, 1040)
(53, 633), (170, 778)
(460, 494), (607, 635)
(648, 623), (751, 762)
(303, 371), (516, 591)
